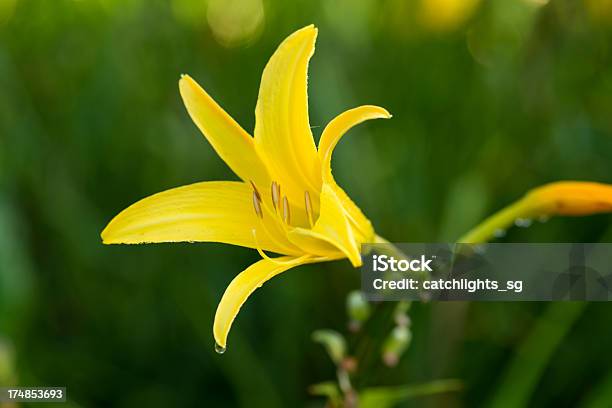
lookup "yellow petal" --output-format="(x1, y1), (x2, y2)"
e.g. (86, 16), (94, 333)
(524, 181), (612, 216)
(329, 183), (375, 243)
(101, 181), (300, 255)
(286, 226), (346, 260)
(318, 105), (391, 177)
(214, 255), (314, 348)
(179, 75), (270, 188)
(289, 184), (362, 267)
(317, 105), (391, 241)
(254, 25), (321, 206)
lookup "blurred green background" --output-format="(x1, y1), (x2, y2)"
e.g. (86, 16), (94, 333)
(2, 0), (612, 406)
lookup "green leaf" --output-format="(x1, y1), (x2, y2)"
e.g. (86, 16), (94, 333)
(359, 379), (463, 408)
(309, 381), (342, 407)
(581, 370), (612, 408)
(312, 329), (347, 365)
(488, 303), (586, 408)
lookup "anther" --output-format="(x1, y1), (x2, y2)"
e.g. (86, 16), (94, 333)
(250, 180), (262, 202)
(304, 191), (314, 227)
(271, 181), (280, 210)
(282, 196), (291, 224)
(252, 191), (263, 219)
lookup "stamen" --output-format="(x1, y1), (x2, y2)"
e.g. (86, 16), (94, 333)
(271, 181), (280, 211)
(304, 190), (314, 227)
(252, 191), (263, 219)
(282, 196), (291, 224)
(250, 180), (262, 202)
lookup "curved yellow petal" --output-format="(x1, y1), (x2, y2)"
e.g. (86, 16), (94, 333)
(289, 184), (362, 267)
(254, 25), (321, 206)
(101, 181), (300, 255)
(329, 183), (375, 243)
(524, 181), (612, 216)
(179, 75), (270, 189)
(214, 255), (315, 348)
(317, 105), (390, 242)
(318, 105), (391, 178)
(286, 226), (346, 259)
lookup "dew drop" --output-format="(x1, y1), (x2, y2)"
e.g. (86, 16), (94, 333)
(214, 342), (226, 354)
(514, 218), (532, 228)
(493, 228), (506, 238)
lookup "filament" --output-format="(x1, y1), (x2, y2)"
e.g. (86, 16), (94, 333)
(249, 182), (300, 254)
(252, 229), (309, 265)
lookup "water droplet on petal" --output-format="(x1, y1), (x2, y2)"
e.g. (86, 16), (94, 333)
(493, 228), (506, 238)
(514, 218), (532, 228)
(214, 342), (226, 354)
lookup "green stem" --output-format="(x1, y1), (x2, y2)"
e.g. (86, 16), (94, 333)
(359, 379), (463, 408)
(457, 198), (533, 244)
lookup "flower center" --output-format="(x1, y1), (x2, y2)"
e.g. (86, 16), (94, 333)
(250, 180), (315, 228)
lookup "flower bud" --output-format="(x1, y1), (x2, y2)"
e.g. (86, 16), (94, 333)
(346, 291), (371, 331)
(382, 325), (412, 367)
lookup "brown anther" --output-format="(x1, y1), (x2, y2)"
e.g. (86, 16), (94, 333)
(250, 180), (262, 202)
(282, 196), (291, 224)
(271, 181), (280, 210)
(304, 190), (314, 227)
(252, 191), (263, 219)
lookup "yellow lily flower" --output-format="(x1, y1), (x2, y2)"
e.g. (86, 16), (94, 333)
(101, 25), (391, 351)
(102, 24), (612, 353)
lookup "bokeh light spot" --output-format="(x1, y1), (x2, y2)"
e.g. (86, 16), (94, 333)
(207, 0), (264, 48)
(419, 0), (481, 32)
(0, 0), (17, 26)
(171, 0), (208, 28)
